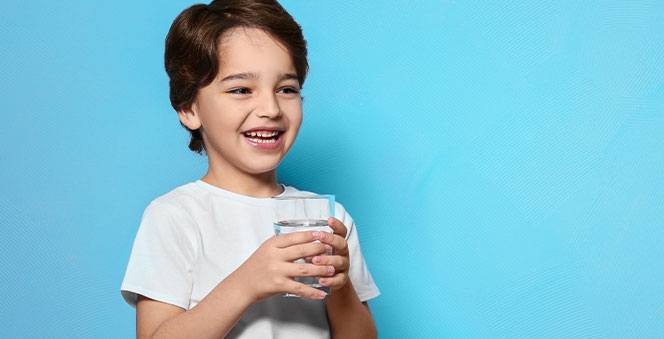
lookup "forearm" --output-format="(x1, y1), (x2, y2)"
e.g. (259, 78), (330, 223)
(326, 281), (377, 339)
(150, 273), (252, 339)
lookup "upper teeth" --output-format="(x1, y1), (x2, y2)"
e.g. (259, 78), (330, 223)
(245, 131), (279, 137)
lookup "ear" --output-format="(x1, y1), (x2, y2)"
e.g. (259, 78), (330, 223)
(177, 103), (202, 130)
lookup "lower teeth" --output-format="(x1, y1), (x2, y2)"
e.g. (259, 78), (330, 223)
(247, 137), (276, 143)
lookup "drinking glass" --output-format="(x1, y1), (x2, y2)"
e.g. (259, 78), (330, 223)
(272, 194), (335, 297)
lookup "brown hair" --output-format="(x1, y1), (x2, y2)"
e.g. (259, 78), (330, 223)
(165, 0), (308, 154)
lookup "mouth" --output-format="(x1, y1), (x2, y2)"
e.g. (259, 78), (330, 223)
(242, 129), (284, 149)
(243, 130), (282, 143)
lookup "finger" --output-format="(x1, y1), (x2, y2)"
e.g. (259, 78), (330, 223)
(327, 217), (347, 238)
(282, 242), (331, 261)
(284, 280), (328, 300)
(312, 254), (349, 271)
(318, 273), (347, 289)
(283, 262), (335, 278)
(272, 230), (321, 248)
(318, 231), (348, 255)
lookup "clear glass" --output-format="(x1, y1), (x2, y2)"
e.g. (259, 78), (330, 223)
(272, 194), (335, 297)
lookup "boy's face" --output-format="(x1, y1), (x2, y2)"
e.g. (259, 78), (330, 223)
(179, 27), (303, 176)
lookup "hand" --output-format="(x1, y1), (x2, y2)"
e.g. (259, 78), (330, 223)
(313, 217), (350, 292)
(231, 231), (335, 302)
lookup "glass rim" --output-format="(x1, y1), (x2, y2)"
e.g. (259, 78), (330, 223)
(271, 194), (334, 201)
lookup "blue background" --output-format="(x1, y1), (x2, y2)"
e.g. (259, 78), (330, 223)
(1, 0), (663, 337)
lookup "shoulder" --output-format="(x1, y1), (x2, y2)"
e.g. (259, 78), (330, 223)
(149, 182), (201, 209)
(143, 182), (210, 219)
(138, 182), (204, 235)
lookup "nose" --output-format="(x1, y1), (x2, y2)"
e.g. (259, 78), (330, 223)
(256, 91), (281, 119)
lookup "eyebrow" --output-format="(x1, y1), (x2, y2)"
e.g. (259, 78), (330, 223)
(280, 73), (299, 82)
(220, 72), (299, 83)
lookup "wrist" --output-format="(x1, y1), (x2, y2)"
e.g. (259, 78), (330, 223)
(222, 268), (258, 307)
(327, 279), (355, 302)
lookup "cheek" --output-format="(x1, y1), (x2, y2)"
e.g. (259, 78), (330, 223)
(287, 103), (303, 129)
(289, 115), (303, 141)
(199, 104), (243, 133)
(293, 112), (303, 129)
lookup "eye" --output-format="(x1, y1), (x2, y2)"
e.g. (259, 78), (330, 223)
(228, 87), (252, 95)
(278, 87), (300, 95)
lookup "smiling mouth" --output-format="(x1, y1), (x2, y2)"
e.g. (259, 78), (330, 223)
(243, 130), (282, 144)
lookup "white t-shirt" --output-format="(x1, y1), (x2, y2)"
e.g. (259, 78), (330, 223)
(121, 180), (379, 338)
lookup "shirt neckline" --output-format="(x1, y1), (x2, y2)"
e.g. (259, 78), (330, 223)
(194, 180), (289, 204)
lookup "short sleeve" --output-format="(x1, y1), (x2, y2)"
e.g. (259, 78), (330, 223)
(121, 201), (199, 310)
(336, 203), (380, 302)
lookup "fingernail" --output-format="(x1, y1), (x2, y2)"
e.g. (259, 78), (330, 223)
(318, 290), (327, 299)
(319, 278), (328, 284)
(320, 232), (327, 240)
(312, 231), (320, 238)
(313, 256), (321, 264)
(327, 266), (335, 274)
(328, 217), (335, 226)
(324, 244), (332, 253)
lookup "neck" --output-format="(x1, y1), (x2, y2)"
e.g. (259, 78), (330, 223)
(202, 160), (283, 199)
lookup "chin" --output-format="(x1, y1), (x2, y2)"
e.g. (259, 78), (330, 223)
(242, 159), (281, 175)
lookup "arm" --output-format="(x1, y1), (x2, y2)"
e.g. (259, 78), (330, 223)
(326, 282), (377, 339)
(136, 231), (333, 339)
(316, 218), (378, 339)
(136, 272), (251, 339)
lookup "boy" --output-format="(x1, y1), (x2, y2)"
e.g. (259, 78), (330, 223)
(121, 1), (379, 338)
